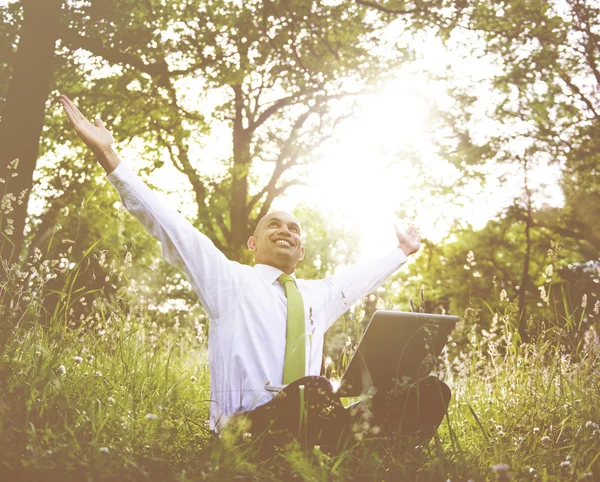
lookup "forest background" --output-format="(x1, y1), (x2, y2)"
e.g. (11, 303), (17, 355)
(1, 0), (599, 481)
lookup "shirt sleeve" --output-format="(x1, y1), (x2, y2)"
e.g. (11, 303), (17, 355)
(107, 162), (242, 321)
(323, 248), (407, 328)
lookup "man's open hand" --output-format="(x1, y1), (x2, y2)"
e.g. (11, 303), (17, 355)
(59, 94), (113, 156)
(395, 224), (421, 257)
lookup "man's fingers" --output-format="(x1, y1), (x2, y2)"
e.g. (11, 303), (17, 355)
(95, 116), (104, 128)
(60, 99), (78, 125)
(60, 94), (86, 122)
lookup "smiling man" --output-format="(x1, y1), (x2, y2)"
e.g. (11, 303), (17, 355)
(60, 94), (449, 449)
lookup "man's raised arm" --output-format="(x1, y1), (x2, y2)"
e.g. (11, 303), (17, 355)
(59, 94), (241, 321)
(323, 225), (421, 327)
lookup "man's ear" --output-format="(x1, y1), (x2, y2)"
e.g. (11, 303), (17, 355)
(247, 236), (257, 252)
(298, 246), (305, 262)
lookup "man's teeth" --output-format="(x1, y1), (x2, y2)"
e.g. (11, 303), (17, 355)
(275, 239), (291, 246)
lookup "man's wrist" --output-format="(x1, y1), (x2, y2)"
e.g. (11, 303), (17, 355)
(398, 244), (415, 257)
(94, 146), (121, 175)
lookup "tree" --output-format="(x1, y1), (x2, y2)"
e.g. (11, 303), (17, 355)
(0, 0), (63, 270)
(0, 0), (408, 275)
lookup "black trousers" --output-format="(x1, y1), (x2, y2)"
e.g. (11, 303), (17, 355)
(232, 375), (451, 454)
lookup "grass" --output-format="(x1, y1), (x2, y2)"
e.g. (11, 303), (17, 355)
(0, 246), (599, 481)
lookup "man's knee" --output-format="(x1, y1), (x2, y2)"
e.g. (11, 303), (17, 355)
(419, 375), (451, 405)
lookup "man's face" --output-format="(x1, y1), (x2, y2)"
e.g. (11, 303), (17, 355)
(247, 211), (305, 273)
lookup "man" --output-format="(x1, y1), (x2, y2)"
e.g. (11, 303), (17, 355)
(59, 94), (450, 449)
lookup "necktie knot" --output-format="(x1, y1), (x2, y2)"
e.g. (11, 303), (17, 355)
(277, 273), (295, 285)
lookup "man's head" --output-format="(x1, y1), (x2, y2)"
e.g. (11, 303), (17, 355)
(247, 210), (305, 274)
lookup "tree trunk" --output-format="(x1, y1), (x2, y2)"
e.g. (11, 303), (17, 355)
(0, 0), (62, 269)
(229, 84), (252, 261)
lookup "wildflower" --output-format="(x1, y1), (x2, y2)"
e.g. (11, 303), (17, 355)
(4, 218), (13, 236)
(124, 252), (132, 267)
(107, 397), (116, 405)
(94, 371), (102, 378)
(145, 413), (158, 421)
(545, 264), (553, 278)
(242, 432), (252, 441)
(1, 193), (16, 214)
(594, 300), (600, 315)
(467, 250), (475, 265)
(491, 464), (510, 480)
(500, 289), (507, 302)
(8, 158), (19, 170)
(538, 286), (549, 305)
(17, 189), (28, 205)
(99, 447), (109, 453)
(57, 365), (66, 376)
(560, 460), (571, 468)
(541, 435), (551, 446)
(190, 375), (197, 382)
(582, 294), (588, 309)
(73, 356), (83, 364)
(533, 427), (540, 434)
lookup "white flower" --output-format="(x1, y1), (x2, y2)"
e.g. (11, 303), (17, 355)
(107, 397), (116, 405)
(190, 375), (197, 382)
(533, 427), (540, 433)
(546, 265), (553, 278)
(57, 365), (66, 376)
(73, 356), (83, 364)
(99, 447), (109, 453)
(491, 464), (510, 474)
(145, 413), (158, 421)
(582, 294), (588, 309)
(560, 460), (571, 468)
(500, 289), (508, 302)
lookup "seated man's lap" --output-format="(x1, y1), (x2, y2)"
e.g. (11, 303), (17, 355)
(229, 375), (451, 450)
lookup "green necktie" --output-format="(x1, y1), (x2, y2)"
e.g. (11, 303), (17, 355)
(278, 273), (306, 384)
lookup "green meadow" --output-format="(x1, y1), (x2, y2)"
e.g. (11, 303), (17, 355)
(1, 247), (598, 481)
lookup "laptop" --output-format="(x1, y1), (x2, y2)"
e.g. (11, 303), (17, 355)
(336, 310), (458, 397)
(265, 310), (458, 397)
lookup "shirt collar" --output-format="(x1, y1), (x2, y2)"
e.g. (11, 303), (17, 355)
(253, 263), (296, 285)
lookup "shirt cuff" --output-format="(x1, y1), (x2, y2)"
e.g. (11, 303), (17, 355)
(106, 161), (136, 192)
(388, 246), (408, 267)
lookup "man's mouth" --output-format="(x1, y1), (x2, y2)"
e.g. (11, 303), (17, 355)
(273, 239), (293, 247)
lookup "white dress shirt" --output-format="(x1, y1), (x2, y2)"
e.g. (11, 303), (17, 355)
(107, 162), (407, 432)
